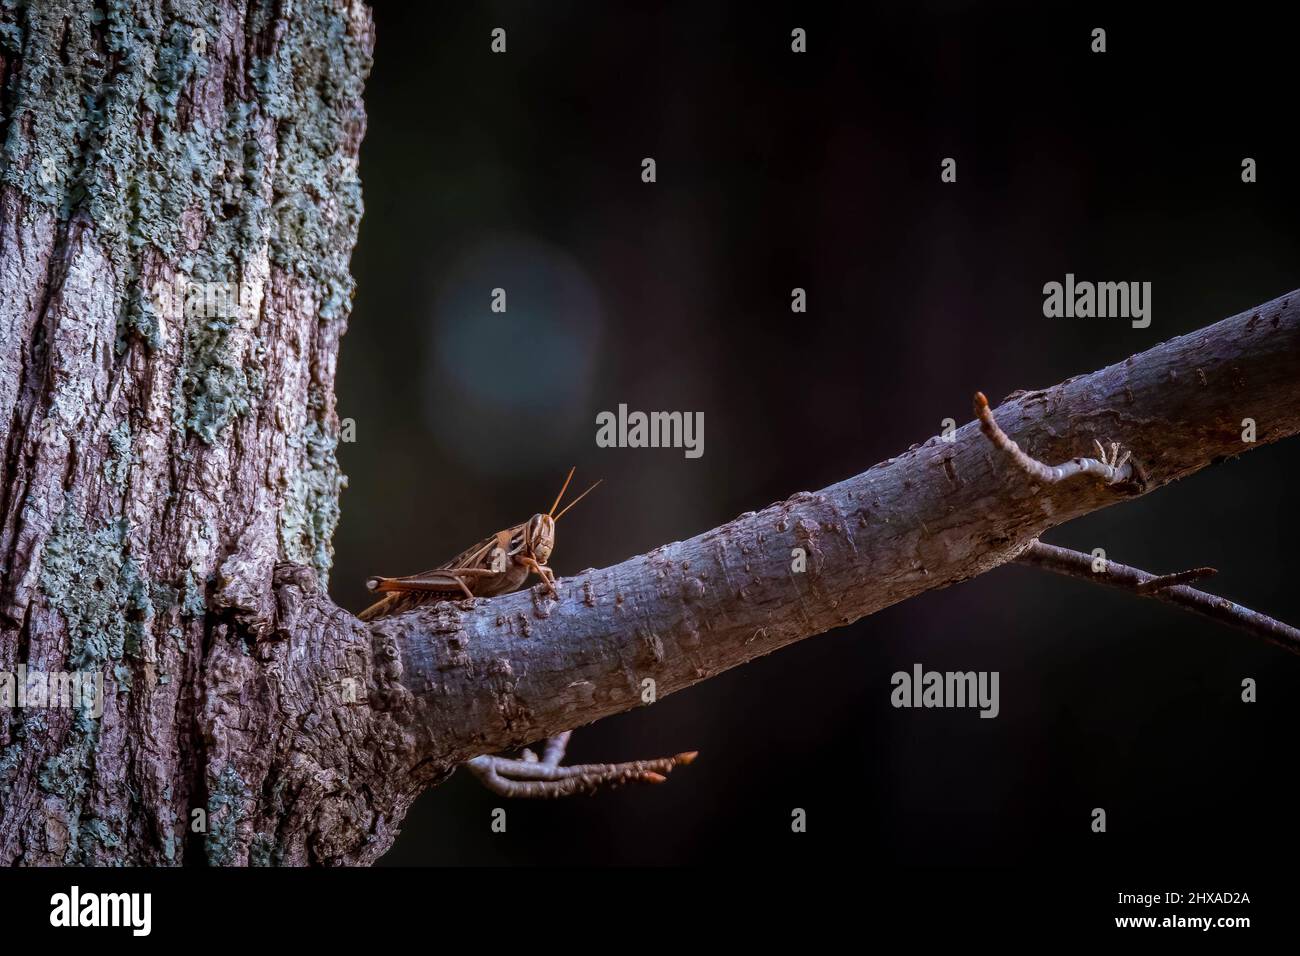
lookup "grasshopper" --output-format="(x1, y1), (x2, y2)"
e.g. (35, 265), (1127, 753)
(358, 467), (600, 621)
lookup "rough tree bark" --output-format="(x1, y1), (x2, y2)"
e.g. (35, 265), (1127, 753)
(0, 1), (1296, 867)
(0, 0), (375, 865)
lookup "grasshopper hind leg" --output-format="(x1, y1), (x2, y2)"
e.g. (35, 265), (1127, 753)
(366, 574), (472, 601)
(366, 567), (503, 602)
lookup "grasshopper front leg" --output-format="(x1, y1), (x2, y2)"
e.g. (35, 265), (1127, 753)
(516, 555), (557, 595)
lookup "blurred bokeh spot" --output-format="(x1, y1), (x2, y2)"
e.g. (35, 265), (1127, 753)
(425, 235), (604, 476)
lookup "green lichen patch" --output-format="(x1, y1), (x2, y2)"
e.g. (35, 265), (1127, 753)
(0, 744), (19, 794)
(177, 313), (267, 444)
(101, 420), (133, 490)
(1, 0), (371, 454)
(80, 814), (125, 863)
(179, 567), (207, 618)
(249, 831), (279, 867)
(36, 709), (106, 863)
(38, 498), (155, 671)
(249, 0), (369, 323)
(280, 417), (347, 584)
(0, 711), (45, 795)
(206, 763), (250, 866)
(0, 7), (21, 55)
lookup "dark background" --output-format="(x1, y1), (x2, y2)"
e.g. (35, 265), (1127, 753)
(334, 2), (1300, 866)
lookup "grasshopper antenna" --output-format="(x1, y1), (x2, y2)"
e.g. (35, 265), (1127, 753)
(548, 466), (577, 517)
(554, 478), (602, 521)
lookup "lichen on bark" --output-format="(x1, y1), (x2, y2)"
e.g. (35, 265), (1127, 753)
(205, 762), (250, 866)
(38, 499), (154, 671)
(1, 0), (367, 448)
(0, 0), (376, 865)
(281, 416), (347, 584)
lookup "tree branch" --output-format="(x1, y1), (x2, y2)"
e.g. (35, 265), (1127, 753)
(362, 290), (1299, 770)
(1015, 540), (1300, 654)
(464, 740), (698, 799)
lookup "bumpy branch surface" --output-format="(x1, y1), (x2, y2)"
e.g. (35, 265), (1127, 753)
(368, 291), (1300, 768)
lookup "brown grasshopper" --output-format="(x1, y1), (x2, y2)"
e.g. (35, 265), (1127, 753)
(358, 467), (600, 621)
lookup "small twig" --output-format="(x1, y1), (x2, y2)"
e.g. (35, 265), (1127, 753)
(974, 391), (1139, 486)
(465, 744), (698, 799)
(540, 731), (571, 767)
(1017, 540), (1300, 656)
(1135, 567), (1217, 594)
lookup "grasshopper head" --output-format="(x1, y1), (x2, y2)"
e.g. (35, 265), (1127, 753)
(527, 467), (600, 567)
(525, 513), (556, 564)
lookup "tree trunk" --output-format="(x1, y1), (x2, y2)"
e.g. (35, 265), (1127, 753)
(0, 0), (385, 865)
